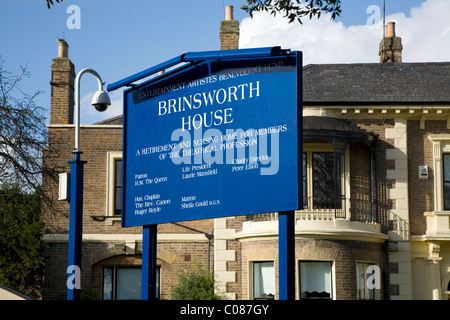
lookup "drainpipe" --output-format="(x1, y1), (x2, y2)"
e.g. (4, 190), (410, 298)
(172, 222), (214, 274)
(370, 143), (378, 222)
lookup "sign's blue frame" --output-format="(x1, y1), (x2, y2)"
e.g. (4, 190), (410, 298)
(118, 47), (302, 227)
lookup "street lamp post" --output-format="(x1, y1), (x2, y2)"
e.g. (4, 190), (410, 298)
(67, 69), (111, 300)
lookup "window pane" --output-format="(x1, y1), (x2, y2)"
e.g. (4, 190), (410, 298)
(356, 263), (366, 299)
(114, 160), (122, 215)
(299, 261), (332, 299)
(312, 152), (341, 209)
(115, 160), (122, 186)
(103, 267), (160, 300)
(114, 187), (122, 215)
(303, 152), (307, 208)
(445, 184), (450, 211)
(253, 262), (275, 300)
(444, 155), (450, 210)
(156, 267), (160, 300)
(103, 267), (113, 300)
(116, 268), (141, 300)
(357, 263), (379, 300)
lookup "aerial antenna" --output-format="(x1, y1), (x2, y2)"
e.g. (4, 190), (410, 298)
(383, 0), (386, 38)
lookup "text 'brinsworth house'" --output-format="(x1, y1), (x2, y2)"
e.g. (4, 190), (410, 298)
(42, 9), (450, 300)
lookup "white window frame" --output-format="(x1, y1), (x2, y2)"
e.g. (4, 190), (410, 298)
(106, 151), (122, 223)
(356, 261), (381, 300)
(298, 259), (335, 300)
(249, 260), (275, 300)
(102, 266), (160, 300)
(428, 135), (450, 211)
(422, 135), (450, 235)
(301, 143), (350, 219)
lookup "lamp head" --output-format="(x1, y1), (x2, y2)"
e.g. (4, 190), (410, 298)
(91, 90), (111, 112)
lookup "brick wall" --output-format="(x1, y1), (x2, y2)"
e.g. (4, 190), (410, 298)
(220, 19), (239, 50)
(350, 142), (371, 208)
(239, 238), (386, 300)
(50, 57), (74, 125)
(240, 239), (278, 299)
(351, 118), (396, 181)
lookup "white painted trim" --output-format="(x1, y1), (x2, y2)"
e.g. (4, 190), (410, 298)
(106, 151), (122, 222)
(302, 143), (350, 219)
(235, 220), (389, 243)
(427, 134), (450, 213)
(214, 218), (237, 300)
(47, 124), (122, 129)
(42, 233), (208, 243)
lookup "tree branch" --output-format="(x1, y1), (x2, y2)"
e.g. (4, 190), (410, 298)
(46, 0), (63, 9)
(242, 0), (341, 24)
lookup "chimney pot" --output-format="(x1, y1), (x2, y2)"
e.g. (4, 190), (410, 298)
(379, 22), (403, 63)
(385, 22), (396, 37)
(57, 38), (69, 58)
(225, 5), (233, 20)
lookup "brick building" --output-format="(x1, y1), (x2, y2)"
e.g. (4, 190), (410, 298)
(42, 9), (450, 300)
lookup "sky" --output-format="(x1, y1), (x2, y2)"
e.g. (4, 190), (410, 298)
(1, 0), (449, 125)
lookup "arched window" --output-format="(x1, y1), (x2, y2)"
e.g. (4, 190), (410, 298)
(447, 279), (450, 300)
(443, 272), (450, 300)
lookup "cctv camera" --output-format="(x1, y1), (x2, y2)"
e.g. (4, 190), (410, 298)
(91, 90), (111, 112)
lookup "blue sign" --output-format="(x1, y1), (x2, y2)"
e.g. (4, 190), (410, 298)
(122, 50), (302, 227)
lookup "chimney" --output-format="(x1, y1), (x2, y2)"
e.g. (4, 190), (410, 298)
(379, 22), (403, 63)
(50, 39), (75, 124)
(220, 6), (239, 50)
(58, 38), (69, 58)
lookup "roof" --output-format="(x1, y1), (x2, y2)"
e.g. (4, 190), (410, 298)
(303, 62), (450, 105)
(95, 114), (123, 125)
(99, 62), (450, 125)
(303, 116), (377, 144)
(0, 284), (32, 300)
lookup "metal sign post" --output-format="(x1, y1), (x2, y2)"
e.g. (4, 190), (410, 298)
(278, 211), (296, 300)
(66, 68), (110, 300)
(67, 151), (86, 300)
(141, 225), (158, 300)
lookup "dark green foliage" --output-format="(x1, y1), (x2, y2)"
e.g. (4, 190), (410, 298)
(242, 0), (341, 24)
(46, 0), (63, 9)
(0, 184), (42, 298)
(58, 288), (100, 300)
(171, 265), (223, 300)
